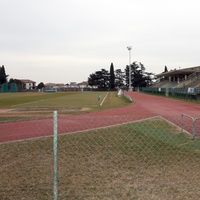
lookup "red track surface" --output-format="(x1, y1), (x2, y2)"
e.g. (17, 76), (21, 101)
(1, 92), (200, 143)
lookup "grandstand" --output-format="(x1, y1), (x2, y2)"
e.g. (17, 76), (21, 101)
(155, 66), (200, 89)
(142, 66), (200, 99)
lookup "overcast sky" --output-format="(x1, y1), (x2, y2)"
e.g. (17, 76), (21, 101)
(1, 0), (200, 84)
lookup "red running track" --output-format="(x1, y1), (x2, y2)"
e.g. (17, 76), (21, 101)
(0, 92), (200, 143)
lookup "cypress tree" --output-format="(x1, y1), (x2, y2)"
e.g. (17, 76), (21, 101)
(109, 63), (115, 90)
(0, 65), (8, 84)
(164, 66), (168, 72)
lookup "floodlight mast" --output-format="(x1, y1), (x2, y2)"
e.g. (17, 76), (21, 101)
(127, 46), (132, 91)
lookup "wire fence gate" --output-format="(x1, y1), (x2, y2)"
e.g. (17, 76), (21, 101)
(0, 111), (200, 199)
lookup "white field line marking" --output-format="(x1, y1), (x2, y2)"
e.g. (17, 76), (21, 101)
(123, 94), (133, 102)
(99, 92), (109, 106)
(12, 100), (44, 107)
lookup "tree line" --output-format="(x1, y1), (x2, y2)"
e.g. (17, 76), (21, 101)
(88, 62), (155, 90)
(1, 63), (155, 91)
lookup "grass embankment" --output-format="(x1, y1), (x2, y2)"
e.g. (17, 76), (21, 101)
(1, 117), (199, 199)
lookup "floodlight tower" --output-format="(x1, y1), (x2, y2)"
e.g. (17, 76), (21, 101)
(127, 46), (132, 91)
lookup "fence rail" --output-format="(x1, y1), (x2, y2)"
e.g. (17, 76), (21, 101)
(141, 87), (200, 100)
(181, 113), (200, 139)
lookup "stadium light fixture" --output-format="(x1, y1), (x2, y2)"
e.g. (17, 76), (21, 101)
(127, 46), (132, 91)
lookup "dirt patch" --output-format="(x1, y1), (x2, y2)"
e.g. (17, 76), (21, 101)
(0, 107), (91, 113)
(80, 107), (91, 111)
(0, 109), (15, 113)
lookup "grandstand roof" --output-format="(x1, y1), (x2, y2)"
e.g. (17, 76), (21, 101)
(156, 66), (200, 77)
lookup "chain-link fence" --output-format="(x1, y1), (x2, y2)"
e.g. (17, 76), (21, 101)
(0, 113), (200, 199)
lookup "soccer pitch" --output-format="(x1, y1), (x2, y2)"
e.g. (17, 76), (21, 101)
(0, 91), (131, 115)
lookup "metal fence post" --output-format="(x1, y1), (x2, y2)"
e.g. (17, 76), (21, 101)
(193, 117), (200, 139)
(53, 111), (58, 200)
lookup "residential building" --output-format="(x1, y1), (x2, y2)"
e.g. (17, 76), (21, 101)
(20, 79), (36, 90)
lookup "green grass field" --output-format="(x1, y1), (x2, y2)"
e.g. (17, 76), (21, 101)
(1, 117), (200, 199)
(0, 92), (131, 115)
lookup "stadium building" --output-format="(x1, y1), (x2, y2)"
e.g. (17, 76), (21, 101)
(142, 66), (200, 99)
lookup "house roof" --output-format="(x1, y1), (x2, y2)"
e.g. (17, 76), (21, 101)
(45, 83), (65, 87)
(78, 81), (88, 86)
(20, 79), (36, 83)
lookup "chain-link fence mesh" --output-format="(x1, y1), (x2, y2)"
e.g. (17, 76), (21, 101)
(0, 113), (200, 199)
